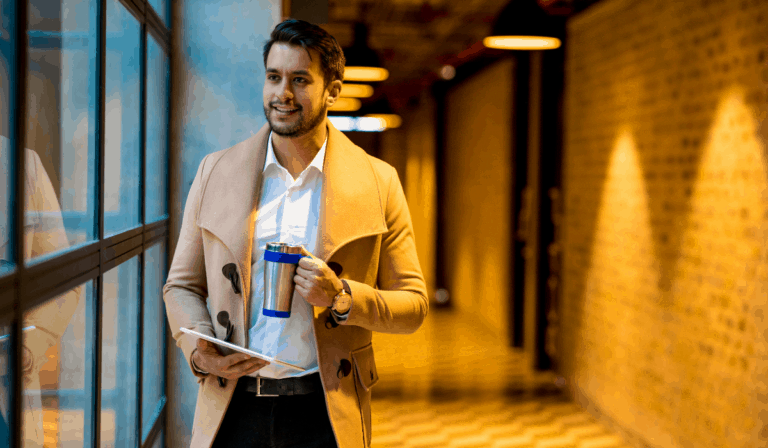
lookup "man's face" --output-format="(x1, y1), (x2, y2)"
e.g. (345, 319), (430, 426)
(263, 43), (336, 137)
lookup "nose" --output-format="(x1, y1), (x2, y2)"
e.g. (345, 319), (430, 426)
(276, 79), (294, 102)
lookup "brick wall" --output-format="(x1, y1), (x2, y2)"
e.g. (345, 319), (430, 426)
(560, 0), (768, 447)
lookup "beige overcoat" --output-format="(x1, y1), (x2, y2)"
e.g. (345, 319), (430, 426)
(163, 120), (428, 448)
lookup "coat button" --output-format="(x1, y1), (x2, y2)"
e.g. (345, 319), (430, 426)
(337, 359), (352, 379)
(325, 315), (339, 329)
(327, 262), (343, 276)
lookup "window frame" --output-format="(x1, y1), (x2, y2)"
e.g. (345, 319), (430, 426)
(3, 0), (171, 446)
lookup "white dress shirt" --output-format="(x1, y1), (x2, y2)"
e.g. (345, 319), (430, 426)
(246, 132), (326, 379)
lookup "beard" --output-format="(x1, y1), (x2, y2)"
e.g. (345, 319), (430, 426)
(264, 101), (328, 138)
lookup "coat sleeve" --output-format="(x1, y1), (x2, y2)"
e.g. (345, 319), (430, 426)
(341, 165), (429, 334)
(163, 155), (215, 381)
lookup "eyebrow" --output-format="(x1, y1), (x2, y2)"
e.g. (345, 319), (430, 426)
(266, 68), (313, 77)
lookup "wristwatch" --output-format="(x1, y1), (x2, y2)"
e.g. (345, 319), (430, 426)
(331, 280), (352, 317)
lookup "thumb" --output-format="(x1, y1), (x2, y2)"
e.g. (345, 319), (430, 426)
(196, 338), (210, 350)
(299, 245), (317, 259)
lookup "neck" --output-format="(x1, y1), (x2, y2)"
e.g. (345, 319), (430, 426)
(271, 122), (327, 179)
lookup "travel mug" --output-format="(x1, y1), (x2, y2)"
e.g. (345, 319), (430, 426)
(262, 242), (303, 318)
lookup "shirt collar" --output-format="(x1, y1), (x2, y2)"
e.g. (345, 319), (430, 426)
(265, 131), (327, 175)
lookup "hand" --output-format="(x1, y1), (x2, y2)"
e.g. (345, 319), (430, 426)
(294, 246), (344, 308)
(192, 339), (269, 380)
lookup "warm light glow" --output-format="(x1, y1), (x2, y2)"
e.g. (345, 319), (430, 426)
(483, 35), (561, 50)
(328, 116), (386, 132)
(340, 84), (374, 98)
(343, 66), (389, 82)
(440, 65), (456, 80)
(329, 97), (361, 112)
(579, 126), (657, 428)
(364, 114), (402, 129)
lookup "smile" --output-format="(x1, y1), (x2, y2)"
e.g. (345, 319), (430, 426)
(273, 106), (299, 114)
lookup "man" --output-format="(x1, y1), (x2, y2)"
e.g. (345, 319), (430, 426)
(163, 19), (428, 448)
(0, 137), (83, 447)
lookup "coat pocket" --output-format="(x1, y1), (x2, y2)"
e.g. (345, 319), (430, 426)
(351, 343), (378, 446)
(351, 343), (379, 391)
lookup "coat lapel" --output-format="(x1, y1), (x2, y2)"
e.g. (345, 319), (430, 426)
(196, 125), (270, 299)
(318, 121), (388, 261)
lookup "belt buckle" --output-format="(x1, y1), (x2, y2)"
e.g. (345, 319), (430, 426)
(255, 377), (279, 397)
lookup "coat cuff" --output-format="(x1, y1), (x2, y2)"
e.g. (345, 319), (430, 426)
(179, 331), (212, 382)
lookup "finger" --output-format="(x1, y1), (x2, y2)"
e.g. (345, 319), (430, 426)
(196, 338), (208, 350)
(244, 360), (270, 375)
(223, 356), (258, 372)
(298, 256), (316, 270)
(295, 266), (311, 278)
(225, 359), (270, 377)
(221, 353), (253, 369)
(294, 273), (310, 287)
(294, 284), (308, 298)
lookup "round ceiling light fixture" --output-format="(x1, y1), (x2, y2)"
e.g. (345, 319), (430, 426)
(484, 0), (564, 51)
(343, 23), (389, 82)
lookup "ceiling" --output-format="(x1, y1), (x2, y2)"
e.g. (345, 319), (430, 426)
(317, 0), (602, 111)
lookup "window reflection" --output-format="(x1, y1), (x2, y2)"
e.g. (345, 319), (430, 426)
(104, 0), (141, 236)
(0, 0), (14, 273)
(0, 318), (11, 448)
(145, 36), (169, 223)
(21, 280), (91, 448)
(101, 258), (139, 448)
(22, 0), (98, 264)
(142, 242), (167, 443)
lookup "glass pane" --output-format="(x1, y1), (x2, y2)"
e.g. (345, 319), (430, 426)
(145, 36), (168, 223)
(0, 0), (12, 274)
(147, 0), (168, 27)
(0, 316), (12, 448)
(142, 242), (166, 443)
(23, 0), (98, 264)
(21, 280), (94, 448)
(150, 427), (163, 448)
(101, 257), (139, 448)
(104, 0), (140, 237)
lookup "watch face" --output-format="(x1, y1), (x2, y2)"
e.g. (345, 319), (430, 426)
(334, 294), (351, 312)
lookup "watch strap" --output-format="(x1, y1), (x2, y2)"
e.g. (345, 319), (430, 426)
(331, 280), (352, 320)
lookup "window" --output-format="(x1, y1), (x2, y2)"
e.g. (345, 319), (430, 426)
(0, 0), (171, 446)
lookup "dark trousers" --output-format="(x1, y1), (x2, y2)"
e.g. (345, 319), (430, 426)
(211, 379), (338, 448)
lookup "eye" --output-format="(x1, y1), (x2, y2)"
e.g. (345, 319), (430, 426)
(293, 77), (307, 84)
(267, 74), (280, 82)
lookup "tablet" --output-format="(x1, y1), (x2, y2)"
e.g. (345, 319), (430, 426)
(180, 327), (306, 372)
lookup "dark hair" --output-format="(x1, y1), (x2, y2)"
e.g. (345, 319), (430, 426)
(263, 19), (345, 86)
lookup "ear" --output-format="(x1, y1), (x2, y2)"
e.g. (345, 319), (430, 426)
(325, 80), (343, 107)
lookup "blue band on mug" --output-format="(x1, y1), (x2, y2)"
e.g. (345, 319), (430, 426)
(262, 309), (291, 318)
(264, 250), (305, 264)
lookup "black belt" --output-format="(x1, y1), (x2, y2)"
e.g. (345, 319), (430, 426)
(237, 372), (323, 397)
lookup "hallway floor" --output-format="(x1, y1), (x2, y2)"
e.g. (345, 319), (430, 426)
(369, 307), (633, 448)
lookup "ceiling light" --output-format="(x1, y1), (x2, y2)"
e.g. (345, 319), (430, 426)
(340, 83), (375, 98)
(343, 23), (389, 82)
(343, 67), (389, 82)
(439, 65), (456, 80)
(328, 116), (387, 132)
(485, 0), (564, 51)
(329, 98), (362, 112)
(483, 36), (560, 50)
(365, 114), (402, 129)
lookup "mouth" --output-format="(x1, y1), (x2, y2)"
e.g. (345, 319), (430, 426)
(272, 105), (300, 116)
